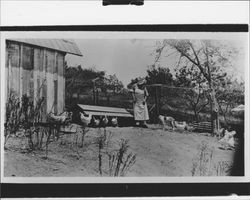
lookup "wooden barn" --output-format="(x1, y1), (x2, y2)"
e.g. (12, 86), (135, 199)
(5, 39), (82, 115)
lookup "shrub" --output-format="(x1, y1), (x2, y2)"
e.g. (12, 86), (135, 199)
(4, 92), (49, 153)
(4, 91), (22, 147)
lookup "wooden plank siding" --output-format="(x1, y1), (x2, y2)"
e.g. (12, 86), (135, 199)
(57, 53), (65, 114)
(5, 40), (66, 118)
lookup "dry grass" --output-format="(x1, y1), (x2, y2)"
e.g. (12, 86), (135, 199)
(191, 141), (233, 176)
(95, 128), (136, 176)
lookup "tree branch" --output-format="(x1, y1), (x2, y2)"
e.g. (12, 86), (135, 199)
(188, 42), (210, 81)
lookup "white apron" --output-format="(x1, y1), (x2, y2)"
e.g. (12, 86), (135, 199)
(133, 88), (149, 121)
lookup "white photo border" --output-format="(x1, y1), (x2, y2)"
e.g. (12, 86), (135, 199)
(1, 30), (249, 183)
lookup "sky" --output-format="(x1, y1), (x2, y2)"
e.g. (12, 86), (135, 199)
(66, 39), (246, 86)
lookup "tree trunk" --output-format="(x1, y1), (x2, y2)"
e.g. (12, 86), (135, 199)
(209, 87), (220, 136)
(193, 109), (199, 122)
(77, 91), (80, 101)
(96, 89), (99, 105)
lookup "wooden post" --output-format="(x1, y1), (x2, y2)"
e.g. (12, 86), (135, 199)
(96, 89), (99, 105)
(210, 99), (214, 135)
(159, 85), (162, 114)
(93, 82), (96, 105)
(155, 86), (160, 122)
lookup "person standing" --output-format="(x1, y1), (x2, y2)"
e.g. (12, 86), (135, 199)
(131, 78), (149, 128)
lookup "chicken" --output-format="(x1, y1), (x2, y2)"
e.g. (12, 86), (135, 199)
(175, 121), (187, 130)
(48, 111), (72, 123)
(93, 116), (100, 127)
(111, 117), (118, 127)
(80, 113), (92, 127)
(219, 130), (236, 149)
(101, 115), (109, 127)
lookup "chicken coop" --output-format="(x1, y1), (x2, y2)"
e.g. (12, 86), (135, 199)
(74, 104), (134, 127)
(5, 39), (82, 115)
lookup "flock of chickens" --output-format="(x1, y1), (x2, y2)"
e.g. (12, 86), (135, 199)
(80, 113), (118, 128)
(48, 111), (118, 128)
(48, 111), (237, 150)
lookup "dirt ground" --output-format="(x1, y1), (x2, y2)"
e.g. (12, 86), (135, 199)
(4, 125), (236, 177)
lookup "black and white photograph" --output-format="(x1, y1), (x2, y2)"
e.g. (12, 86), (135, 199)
(1, 31), (248, 182)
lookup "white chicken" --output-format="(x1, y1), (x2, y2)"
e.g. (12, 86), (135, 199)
(219, 130), (236, 149)
(111, 117), (118, 127)
(80, 113), (92, 127)
(93, 116), (100, 127)
(48, 111), (72, 123)
(175, 121), (187, 130)
(101, 115), (109, 127)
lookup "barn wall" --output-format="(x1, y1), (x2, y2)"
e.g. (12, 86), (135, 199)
(57, 53), (65, 114)
(5, 42), (20, 97)
(23, 46), (35, 103)
(6, 41), (66, 116)
(45, 49), (55, 113)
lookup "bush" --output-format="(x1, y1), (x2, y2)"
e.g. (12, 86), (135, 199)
(4, 91), (22, 146)
(4, 92), (50, 153)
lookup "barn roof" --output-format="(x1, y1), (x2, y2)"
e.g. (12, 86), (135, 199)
(7, 39), (82, 56)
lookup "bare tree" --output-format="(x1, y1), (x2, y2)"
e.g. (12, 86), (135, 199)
(154, 39), (238, 134)
(175, 66), (209, 121)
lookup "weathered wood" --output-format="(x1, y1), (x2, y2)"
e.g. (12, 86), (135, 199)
(45, 50), (55, 113)
(78, 104), (132, 114)
(53, 51), (58, 114)
(7, 47), (11, 97)
(5, 46), (9, 101)
(57, 53), (65, 114)
(77, 104), (133, 118)
(83, 111), (133, 118)
(191, 121), (213, 133)
(42, 49), (47, 120)
(10, 43), (20, 96)
(19, 44), (23, 102)
(33, 49), (39, 105)
(6, 40), (78, 121)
